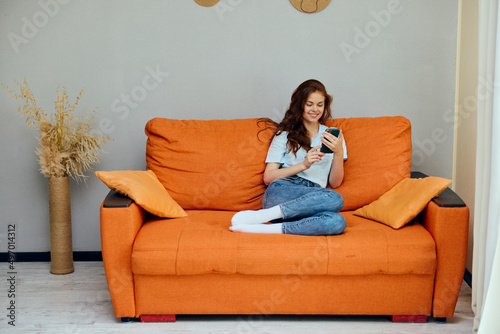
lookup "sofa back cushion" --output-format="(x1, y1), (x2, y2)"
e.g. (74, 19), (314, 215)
(327, 116), (412, 210)
(145, 116), (411, 211)
(146, 118), (274, 211)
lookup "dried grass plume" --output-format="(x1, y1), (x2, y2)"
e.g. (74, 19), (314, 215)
(3, 78), (110, 182)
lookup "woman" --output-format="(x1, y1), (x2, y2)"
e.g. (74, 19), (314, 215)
(230, 79), (347, 235)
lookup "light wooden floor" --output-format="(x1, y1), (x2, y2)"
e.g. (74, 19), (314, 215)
(0, 262), (474, 334)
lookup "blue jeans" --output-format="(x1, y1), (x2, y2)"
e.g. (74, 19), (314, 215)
(262, 176), (346, 236)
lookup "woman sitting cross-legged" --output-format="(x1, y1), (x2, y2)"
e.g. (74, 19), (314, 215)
(230, 79), (347, 235)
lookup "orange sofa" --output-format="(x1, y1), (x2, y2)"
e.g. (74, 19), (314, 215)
(99, 116), (469, 323)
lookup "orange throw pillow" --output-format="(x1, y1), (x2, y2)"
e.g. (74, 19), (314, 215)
(95, 170), (187, 218)
(353, 177), (451, 229)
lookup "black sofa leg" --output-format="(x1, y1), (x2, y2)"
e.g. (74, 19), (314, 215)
(121, 317), (132, 322)
(435, 317), (447, 323)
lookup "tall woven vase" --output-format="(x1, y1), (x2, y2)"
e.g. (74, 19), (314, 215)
(48, 176), (74, 274)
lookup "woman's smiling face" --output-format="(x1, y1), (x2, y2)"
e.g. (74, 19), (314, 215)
(301, 91), (325, 126)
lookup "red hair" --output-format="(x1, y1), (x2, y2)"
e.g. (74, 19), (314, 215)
(260, 79), (333, 156)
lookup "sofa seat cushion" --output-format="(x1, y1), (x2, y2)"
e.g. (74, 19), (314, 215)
(131, 211), (436, 277)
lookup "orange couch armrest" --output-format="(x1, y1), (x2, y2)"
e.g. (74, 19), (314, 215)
(100, 190), (146, 318)
(413, 173), (469, 318)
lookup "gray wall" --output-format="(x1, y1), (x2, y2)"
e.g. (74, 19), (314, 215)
(0, 0), (458, 252)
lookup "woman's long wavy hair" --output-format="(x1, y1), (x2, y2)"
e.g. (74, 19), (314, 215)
(260, 79), (333, 156)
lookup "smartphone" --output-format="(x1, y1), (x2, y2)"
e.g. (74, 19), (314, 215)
(320, 127), (340, 153)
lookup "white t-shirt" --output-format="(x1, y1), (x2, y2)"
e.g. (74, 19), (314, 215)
(265, 124), (347, 188)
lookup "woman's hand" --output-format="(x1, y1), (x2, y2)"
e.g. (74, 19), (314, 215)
(321, 130), (344, 156)
(264, 145), (325, 185)
(303, 145), (325, 169)
(323, 130), (345, 188)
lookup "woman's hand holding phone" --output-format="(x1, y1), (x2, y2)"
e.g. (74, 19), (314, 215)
(320, 128), (343, 154)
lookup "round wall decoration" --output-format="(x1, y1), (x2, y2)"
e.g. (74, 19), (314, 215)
(194, 0), (220, 7)
(289, 0), (331, 13)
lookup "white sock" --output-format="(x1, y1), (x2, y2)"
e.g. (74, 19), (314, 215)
(229, 223), (283, 234)
(231, 206), (283, 226)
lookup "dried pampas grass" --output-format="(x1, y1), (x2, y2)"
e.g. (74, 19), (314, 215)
(3, 78), (110, 183)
